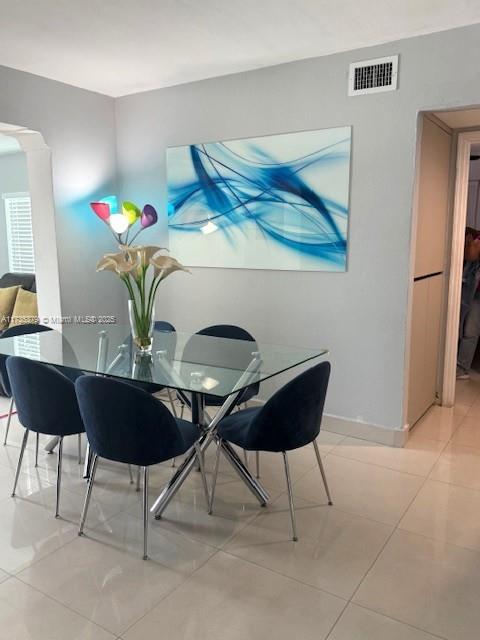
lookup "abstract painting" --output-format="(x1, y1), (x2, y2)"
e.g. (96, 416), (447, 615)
(167, 126), (351, 271)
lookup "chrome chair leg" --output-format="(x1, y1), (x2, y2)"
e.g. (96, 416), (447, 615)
(128, 464), (134, 484)
(3, 397), (14, 445)
(282, 451), (298, 541)
(194, 441), (209, 508)
(35, 432), (39, 467)
(143, 466), (149, 560)
(166, 387), (178, 418)
(11, 428), (29, 497)
(255, 451), (260, 478)
(79, 453), (98, 535)
(136, 466), (141, 492)
(243, 450), (249, 467)
(55, 437), (64, 518)
(313, 439), (333, 505)
(171, 457), (176, 467)
(208, 440), (222, 515)
(77, 434), (82, 464)
(82, 442), (92, 479)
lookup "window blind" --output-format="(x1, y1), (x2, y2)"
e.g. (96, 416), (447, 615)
(2, 193), (35, 273)
(14, 333), (41, 360)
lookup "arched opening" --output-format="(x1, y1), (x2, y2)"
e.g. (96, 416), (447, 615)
(0, 123), (61, 324)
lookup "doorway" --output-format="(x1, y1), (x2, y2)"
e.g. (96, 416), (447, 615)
(406, 109), (480, 435)
(0, 123), (61, 323)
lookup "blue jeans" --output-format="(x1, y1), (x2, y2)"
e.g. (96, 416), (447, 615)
(458, 295), (480, 373)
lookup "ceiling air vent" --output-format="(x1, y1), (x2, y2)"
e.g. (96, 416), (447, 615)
(348, 55), (398, 96)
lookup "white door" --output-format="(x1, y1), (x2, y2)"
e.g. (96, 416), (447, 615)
(408, 116), (452, 427)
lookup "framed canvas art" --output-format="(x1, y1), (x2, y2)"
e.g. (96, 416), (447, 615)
(167, 126), (351, 271)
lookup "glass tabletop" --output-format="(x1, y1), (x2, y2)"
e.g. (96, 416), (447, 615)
(0, 324), (328, 398)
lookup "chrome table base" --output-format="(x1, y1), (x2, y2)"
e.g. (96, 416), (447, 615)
(150, 388), (269, 518)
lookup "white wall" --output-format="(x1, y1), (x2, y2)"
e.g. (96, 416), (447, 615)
(0, 64), (123, 319)
(0, 151), (29, 275)
(115, 24), (480, 433)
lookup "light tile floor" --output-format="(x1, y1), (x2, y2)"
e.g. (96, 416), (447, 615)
(1, 381), (480, 639)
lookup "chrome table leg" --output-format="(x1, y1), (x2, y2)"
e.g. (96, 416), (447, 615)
(194, 441), (210, 507)
(313, 439), (333, 505)
(45, 435), (60, 454)
(220, 441), (269, 505)
(151, 353), (267, 517)
(152, 435), (209, 518)
(208, 438), (222, 514)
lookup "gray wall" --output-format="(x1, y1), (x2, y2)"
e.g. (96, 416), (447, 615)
(0, 65), (124, 319)
(0, 151), (29, 275)
(115, 24), (480, 431)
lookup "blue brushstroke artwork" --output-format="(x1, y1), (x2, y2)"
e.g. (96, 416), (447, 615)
(167, 126), (351, 271)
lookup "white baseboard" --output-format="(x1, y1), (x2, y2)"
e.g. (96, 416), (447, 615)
(322, 414), (408, 447)
(248, 399), (408, 448)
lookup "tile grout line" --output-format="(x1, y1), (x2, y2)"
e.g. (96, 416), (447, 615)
(334, 448), (434, 637)
(10, 573), (118, 637)
(326, 399), (467, 639)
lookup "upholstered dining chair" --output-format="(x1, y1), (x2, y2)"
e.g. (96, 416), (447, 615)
(0, 323), (51, 446)
(75, 375), (209, 560)
(6, 356), (86, 517)
(177, 324), (261, 471)
(208, 361), (332, 541)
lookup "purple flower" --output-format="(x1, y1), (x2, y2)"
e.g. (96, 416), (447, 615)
(141, 204), (158, 229)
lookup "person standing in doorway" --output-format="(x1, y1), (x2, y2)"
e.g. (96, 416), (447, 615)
(457, 228), (480, 379)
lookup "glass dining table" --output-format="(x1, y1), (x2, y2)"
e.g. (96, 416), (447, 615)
(0, 324), (328, 517)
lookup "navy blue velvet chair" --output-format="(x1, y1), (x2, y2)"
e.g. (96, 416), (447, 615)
(75, 375), (209, 560)
(6, 356), (86, 517)
(185, 324), (259, 408)
(175, 324), (260, 470)
(209, 361), (332, 541)
(0, 324), (51, 446)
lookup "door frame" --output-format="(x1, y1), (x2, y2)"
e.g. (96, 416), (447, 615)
(442, 130), (480, 405)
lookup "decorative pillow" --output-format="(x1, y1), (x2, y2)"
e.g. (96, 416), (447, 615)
(10, 289), (38, 327)
(0, 286), (20, 330)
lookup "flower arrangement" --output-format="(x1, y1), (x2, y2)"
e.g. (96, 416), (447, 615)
(97, 245), (188, 351)
(90, 197), (158, 246)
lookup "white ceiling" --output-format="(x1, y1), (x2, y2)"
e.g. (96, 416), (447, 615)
(1, 0), (480, 97)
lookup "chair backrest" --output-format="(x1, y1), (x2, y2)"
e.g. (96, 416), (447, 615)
(154, 320), (175, 333)
(183, 324), (260, 405)
(75, 375), (186, 466)
(6, 356), (85, 436)
(244, 361), (331, 452)
(0, 324), (51, 397)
